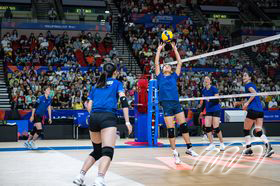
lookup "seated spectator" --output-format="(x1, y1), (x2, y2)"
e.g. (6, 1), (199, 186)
(86, 53), (95, 66)
(94, 33), (102, 48)
(52, 95), (61, 109)
(11, 30), (19, 41)
(268, 98), (278, 109)
(60, 91), (70, 109)
(73, 38), (82, 51)
(103, 33), (113, 50)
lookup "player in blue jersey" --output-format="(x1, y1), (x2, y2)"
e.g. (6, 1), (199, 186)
(155, 42), (198, 165)
(24, 86), (52, 149)
(73, 63), (132, 186)
(235, 72), (274, 157)
(202, 76), (225, 151)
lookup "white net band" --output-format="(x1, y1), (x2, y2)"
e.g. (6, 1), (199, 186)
(180, 91), (280, 102)
(166, 34), (280, 65)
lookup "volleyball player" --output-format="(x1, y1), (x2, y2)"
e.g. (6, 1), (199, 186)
(73, 63), (132, 186)
(155, 42), (198, 165)
(202, 76), (225, 151)
(234, 72), (274, 157)
(24, 86), (52, 149)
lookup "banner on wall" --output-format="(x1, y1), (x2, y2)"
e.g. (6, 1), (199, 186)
(1, 22), (111, 32)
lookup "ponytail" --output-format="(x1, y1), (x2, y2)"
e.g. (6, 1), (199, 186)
(96, 72), (108, 88)
(96, 63), (117, 88)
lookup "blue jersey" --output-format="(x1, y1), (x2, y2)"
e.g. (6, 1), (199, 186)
(156, 72), (179, 101)
(202, 86), (221, 112)
(35, 95), (52, 116)
(88, 78), (124, 113)
(245, 82), (263, 112)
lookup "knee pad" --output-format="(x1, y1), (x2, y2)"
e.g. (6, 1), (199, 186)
(167, 128), (175, 138)
(179, 122), (189, 134)
(214, 127), (221, 134)
(89, 143), (102, 161)
(256, 131), (263, 137)
(243, 129), (250, 137)
(36, 129), (42, 136)
(102, 146), (114, 160)
(30, 127), (37, 136)
(205, 127), (212, 133)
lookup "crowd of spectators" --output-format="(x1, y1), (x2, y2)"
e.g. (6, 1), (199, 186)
(116, 0), (188, 15)
(251, 40), (280, 82)
(8, 66), (137, 110)
(1, 30), (117, 68)
(0, 29), (137, 110)
(115, 0), (280, 110)
(124, 18), (230, 73)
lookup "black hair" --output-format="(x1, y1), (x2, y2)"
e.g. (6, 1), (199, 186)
(243, 72), (254, 82)
(96, 63), (117, 88)
(43, 86), (50, 92)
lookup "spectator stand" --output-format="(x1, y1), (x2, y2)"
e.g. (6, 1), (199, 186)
(0, 0), (32, 21)
(62, 0), (109, 23)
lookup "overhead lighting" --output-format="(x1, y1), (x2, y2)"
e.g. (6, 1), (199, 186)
(105, 10), (110, 14)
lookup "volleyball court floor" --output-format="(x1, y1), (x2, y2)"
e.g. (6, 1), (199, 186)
(0, 137), (280, 186)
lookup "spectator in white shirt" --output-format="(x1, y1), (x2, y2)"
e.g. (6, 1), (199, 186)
(268, 98), (278, 109)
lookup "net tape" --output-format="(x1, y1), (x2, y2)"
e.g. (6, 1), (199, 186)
(166, 34), (280, 65)
(180, 91), (280, 102)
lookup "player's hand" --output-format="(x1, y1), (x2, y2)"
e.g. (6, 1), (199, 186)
(157, 42), (165, 51)
(242, 102), (249, 110)
(171, 42), (177, 50)
(30, 116), (34, 122)
(49, 119), (52, 124)
(125, 122), (132, 135)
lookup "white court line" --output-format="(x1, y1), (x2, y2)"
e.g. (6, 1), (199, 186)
(0, 150), (144, 186)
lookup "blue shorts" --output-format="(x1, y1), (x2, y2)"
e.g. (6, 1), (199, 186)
(160, 101), (183, 117)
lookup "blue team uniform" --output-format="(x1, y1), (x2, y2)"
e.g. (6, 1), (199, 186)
(156, 72), (183, 116)
(87, 77), (124, 131)
(244, 82), (264, 119)
(33, 95), (52, 123)
(202, 86), (221, 117)
(88, 77), (124, 113)
(35, 95), (52, 116)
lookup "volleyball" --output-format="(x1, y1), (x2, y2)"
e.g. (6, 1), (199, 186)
(161, 30), (173, 42)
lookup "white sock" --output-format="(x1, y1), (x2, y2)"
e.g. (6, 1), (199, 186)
(172, 149), (178, 155)
(260, 134), (269, 144)
(245, 135), (251, 146)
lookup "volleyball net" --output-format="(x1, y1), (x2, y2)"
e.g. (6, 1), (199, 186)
(164, 34), (280, 103)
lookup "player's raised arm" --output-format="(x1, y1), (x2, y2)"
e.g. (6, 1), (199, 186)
(155, 42), (165, 76)
(171, 42), (182, 76)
